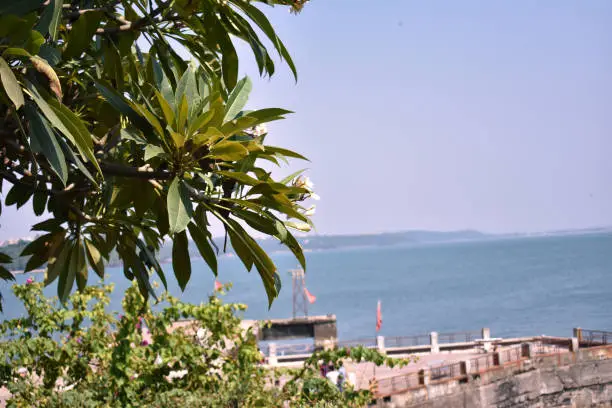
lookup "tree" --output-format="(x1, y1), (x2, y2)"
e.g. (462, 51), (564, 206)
(0, 0), (316, 307)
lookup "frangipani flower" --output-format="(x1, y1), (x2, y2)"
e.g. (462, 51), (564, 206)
(303, 205), (316, 217)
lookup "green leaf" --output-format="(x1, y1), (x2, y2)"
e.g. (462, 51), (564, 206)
(46, 98), (101, 174)
(57, 136), (97, 185)
(45, 237), (73, 286)
(24, 104), (68, 185)
(31, 218), (62, 232)
(36, 0), (63, 40)
(220, 41), (238, 90)
(188, 222), (217, 276)
(20, 232), (55, 256)
(208, 204), (278, 306)
(84, 239), (104, 280)
(0, 0), (43, 16)
(24, 252), (47, 272)
(0, 56), (24, 109)
(144, 145), (165, 162)
(264, 146), (309, 161)
(244, 107), (292, 125)
(57, 240), (77, 302)
(93, 80), (154, 136)
(74, 239), (87, 291)
(167, 177), (193, 235)
(233, 1), (298, 81)
(136, 238), (167, 290)
(175, 64), (197, 110)
(26, 81), (101, 176)
(188, 109), (215, 137)
(234, 209), (279, 236)
(280, 168), (307, 185)
(284, 230), (306, 271)
(2, 47), (30, 58)
(25, 30), (45, 55)
(128, 101), (164, 138)
(38, 45), (61, 67)
(227, 218), (277, 306)
(5, 183), (32, 208)
(208, 141), (249, 161)
(176, 94), (188, 133)
(228, 225), (253, 272)
(0, 253), (12, 264)
(0, 265), (14, 282)
(193, 127), (224, 147)
(154, 90), (175, 126)
(32, 191), (47, 215)
(172, 231), (191, 291)
(215, 171), (260, 186)
(63, 11), (102, 59)
(133, 258), (158, 301)
(169, 129), (186, 149)
(223, 77), (252, 123)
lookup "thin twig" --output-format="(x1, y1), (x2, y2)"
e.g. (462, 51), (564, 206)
(100, 161), (173, 180)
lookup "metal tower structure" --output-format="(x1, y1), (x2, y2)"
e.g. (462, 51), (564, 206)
(290, 268), (308, 318)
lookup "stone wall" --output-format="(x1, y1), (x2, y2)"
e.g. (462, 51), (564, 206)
(380, 346), (612, 408)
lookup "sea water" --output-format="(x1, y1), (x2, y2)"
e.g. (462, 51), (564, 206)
(3, 233), (611, 340)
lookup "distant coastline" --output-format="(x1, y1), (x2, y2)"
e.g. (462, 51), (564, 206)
(2, 227), (611, 273)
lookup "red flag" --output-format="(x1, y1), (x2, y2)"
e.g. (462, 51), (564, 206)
(214, 280), (223, 291)
(304, 287), (316, 304)
(376, 300), (382, 332)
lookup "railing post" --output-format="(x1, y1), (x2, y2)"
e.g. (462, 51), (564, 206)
(268, 343), (277, 365)
(376, 335), (386, 354)
(460, 360), (471, 382)
(418, 369), (429, 385)
(573, 327), (583, 343)
(493, 352), (501, 366)
(482, 328), (491, 352)
(570, 337), (580, 352)
(430, 332), (439, 353)
(521, 343), (532, 359)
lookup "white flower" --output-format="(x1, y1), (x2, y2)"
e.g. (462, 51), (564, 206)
(303, 176), (314, 190)
(303, 205), (316, 217)
(154, 355), (163, 365)
(309, 193), (320, 201)
(287, 222), (312, 232)
(253, 124), (267, 136)
(245, 124), (268, 137)
(168, 369), (188, 379)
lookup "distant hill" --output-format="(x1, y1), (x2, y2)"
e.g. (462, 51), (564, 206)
(1, 227), (609, 272)
(0, 229), (490, 272)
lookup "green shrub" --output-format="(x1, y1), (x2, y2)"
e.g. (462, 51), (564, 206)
(0, 280), (411, 407)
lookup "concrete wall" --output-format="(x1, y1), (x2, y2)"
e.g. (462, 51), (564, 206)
(380, 346), (612, 408)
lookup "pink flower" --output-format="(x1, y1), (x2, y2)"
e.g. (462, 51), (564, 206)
(214, 280), (223, 291)
(26, 278), (33, 285)
(76, 337), (82, 344)
(118, 314), (123, 320)
(140, 340), (149, 346)
(135, 322), (141, 329)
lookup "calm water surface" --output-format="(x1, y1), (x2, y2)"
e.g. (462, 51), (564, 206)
(3, 233), (611, 340)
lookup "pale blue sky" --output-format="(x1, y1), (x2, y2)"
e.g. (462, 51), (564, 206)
(1, 0), (611, 240)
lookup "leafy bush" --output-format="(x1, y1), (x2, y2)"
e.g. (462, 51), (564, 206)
(0, 280), (411, 407)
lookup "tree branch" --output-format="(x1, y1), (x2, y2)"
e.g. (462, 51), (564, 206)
(99, 161), (173, 180)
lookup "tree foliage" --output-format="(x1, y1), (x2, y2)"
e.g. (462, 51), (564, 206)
(0, 280), (412, 407)
(0, 0), (318, 307)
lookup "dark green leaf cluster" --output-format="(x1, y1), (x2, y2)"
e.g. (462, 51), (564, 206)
(0, 0), (316, 306)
